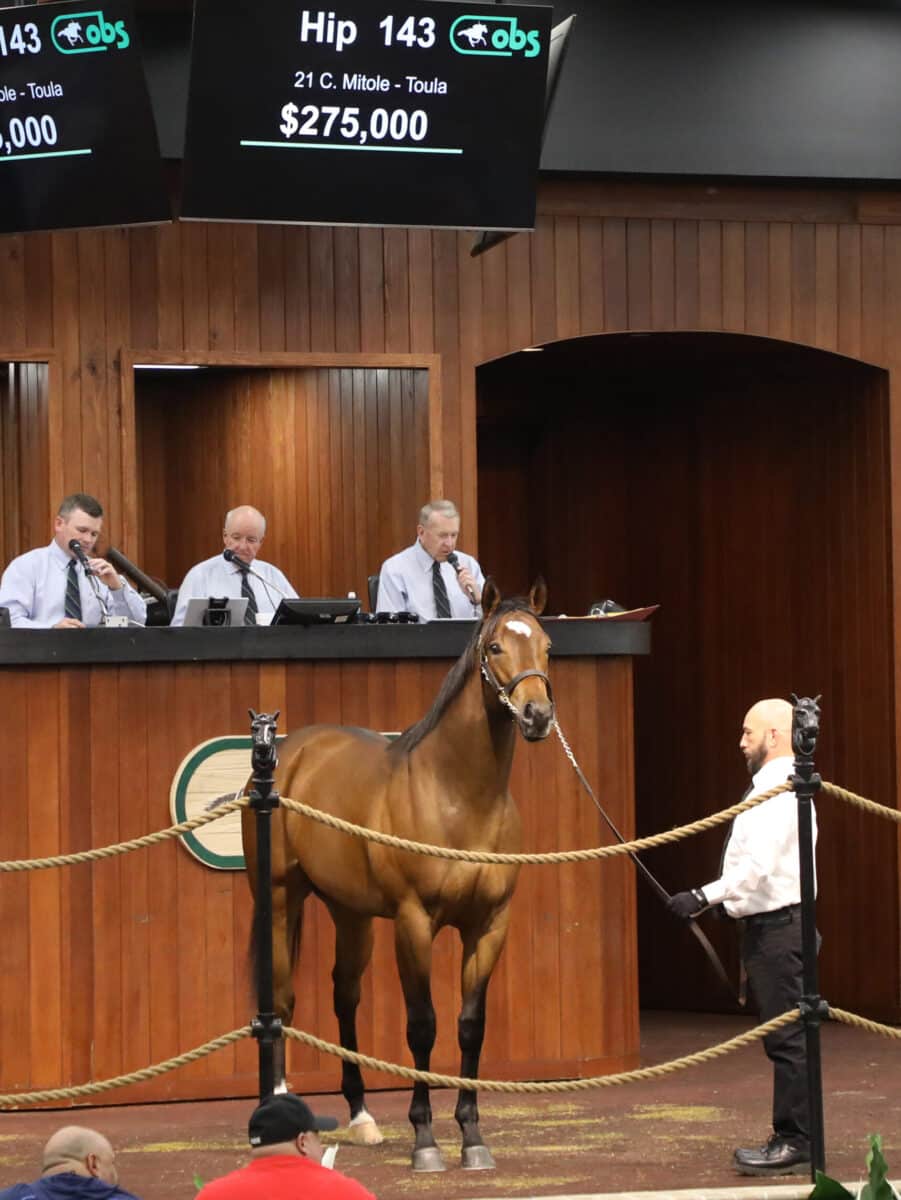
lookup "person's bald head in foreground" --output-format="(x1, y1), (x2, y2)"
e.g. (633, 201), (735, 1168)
(41, 1126), (119, 1184)
(739, 697), (794, 776)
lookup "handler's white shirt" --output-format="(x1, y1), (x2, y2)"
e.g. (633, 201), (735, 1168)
(701, 755), (817, 919)
(171, 554), (298, 626)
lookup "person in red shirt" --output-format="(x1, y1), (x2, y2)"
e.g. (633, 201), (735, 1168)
(196, 1094), (376, 1200)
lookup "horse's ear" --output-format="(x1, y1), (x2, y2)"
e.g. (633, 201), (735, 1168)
(481, 577), (502, 617)
(528, 577), (547, 616)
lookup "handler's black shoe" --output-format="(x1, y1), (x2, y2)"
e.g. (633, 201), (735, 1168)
(733, 1135), (811, 1176)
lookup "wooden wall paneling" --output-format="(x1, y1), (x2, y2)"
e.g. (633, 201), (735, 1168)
(744, 222), (769, 336)
(233, 227), (261, 354)
(408, 229), (434, 354)
(258, 226), (287, 353)
(1, 363), (18, 564)
(722, 220), (746, 332)
(603, 217), (629, 332)
(26, 670), (63, 1087)
(284, 227), (312, 352)
(207, 226), (237, 353)
(24, 234), (53, 348)
(358, 228), (386, 353)
(0, 233), (26, 346)
(172, 664), (213, 1086)
(157, 222), (185, 354)
(180, 222), (211, 351)
(333, 228), (361, 354)
(504, 227), (533, 353)
(103, 231), (130, 543)
(384, 228), (410, 353)
(555, 216), (582, 340)
(674, 219), (700, 331)
(117, 666), (151, 1076)
(577, 216), (605, 335)
(78, 230), (111, 504)
(790, 223), (817, 347)
(144, 664), (181, 1070)
(767, 222), (792, 341)
(861, 225), (887, 368)
(0, 669), (32, 1089)
(814, 223), (839, 351)
(457, 240), (482, 530)
(60, 670), (95, 1087)
(480, 234), (508, 365)
(650, 219), (675, 332)
(88, 668), (125, 1083)
(837, 223), (863, 360)
(309, 228), (336, 352)
(51, 233), (83, 492)
(626, 219), (651, 330)
(128, 228), (160, 353)
(200, 663), (245, 1081)
(530, 214), (557, 347)
(697, 219), (723, 330)
(432, 229), (460, 501)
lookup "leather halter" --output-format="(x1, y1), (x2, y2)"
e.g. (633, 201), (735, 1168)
(479, 655), (555, 718)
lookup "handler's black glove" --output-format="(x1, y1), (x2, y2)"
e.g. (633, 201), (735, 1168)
(667, 888), (707, 920)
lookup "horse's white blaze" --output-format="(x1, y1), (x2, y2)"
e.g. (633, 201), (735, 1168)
(506, 619), (533, 638)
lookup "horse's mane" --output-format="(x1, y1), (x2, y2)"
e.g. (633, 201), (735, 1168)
(389, 596), (536, 757)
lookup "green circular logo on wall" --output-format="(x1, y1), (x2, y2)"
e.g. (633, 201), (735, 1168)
(169, 736), (262, 870)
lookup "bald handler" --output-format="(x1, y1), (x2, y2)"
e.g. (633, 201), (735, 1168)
(375, 499), (484, 621)
(666, 698), (817, 1177)
(171, 505), (299, 626)
(0, 1125), (141, 1199)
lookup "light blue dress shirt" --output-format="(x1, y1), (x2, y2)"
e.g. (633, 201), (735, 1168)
(171, 554), (299, 626)
(375, 540), (484, 622)
(0, 541), (147, 628)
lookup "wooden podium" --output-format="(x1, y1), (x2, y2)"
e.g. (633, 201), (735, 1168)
(0, 619), (648, 1104)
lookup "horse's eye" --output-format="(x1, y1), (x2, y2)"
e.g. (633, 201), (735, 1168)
(488, 642), (503, 655)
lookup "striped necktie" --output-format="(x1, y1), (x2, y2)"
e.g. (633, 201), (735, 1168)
(237, 563), (258, 626)
(432, 560), (451, 619)
(65, 558), (82, 621)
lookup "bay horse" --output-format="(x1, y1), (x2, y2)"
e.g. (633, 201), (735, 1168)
(242, 579), (554, 1171)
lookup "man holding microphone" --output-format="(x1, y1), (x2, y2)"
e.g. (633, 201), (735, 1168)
(375, 499), (484, 622)
(0, 493), (146, 628)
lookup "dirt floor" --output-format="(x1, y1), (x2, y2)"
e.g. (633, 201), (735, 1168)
(0, 1011), (897, 1200)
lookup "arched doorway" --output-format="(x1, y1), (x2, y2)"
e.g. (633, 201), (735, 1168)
(477, 330), (895, 1017)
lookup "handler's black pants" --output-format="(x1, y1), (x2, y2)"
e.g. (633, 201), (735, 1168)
(742, 906), (815, 1147)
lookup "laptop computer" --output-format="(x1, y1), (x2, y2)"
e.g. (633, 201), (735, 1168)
(182, 597), (249, 627)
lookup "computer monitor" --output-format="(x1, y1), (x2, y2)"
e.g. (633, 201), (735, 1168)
(271, 598), (361, 626)
(182, 597), (248, 627)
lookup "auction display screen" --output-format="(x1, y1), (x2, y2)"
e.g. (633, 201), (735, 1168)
(0, 0), (168, 235)
(181, 0), (551, 230)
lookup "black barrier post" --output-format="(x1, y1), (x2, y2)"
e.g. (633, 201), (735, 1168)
(791, 694), (827, 1180)
(248, 708), (283, 1103)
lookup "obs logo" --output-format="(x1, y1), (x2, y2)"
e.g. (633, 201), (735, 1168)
(51, 10), (130, 54)
(450, 14), (541, 58)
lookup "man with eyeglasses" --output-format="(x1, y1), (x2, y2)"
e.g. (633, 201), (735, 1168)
(170, 505), (299, 626)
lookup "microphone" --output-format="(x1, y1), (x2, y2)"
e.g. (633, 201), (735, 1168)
(447, 552), (477, 604)
(68, 539), (94, 576)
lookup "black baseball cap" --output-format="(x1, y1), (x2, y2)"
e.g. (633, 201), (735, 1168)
(248, 1094), (339, 1146)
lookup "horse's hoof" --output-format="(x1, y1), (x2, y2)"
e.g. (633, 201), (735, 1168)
(412, 1147), (447, 1172)
(461, 1145), (496, 1170)
(347, 1114), (384, 1146)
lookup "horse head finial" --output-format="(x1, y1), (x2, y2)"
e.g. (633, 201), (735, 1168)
(790, 694), (821, 760)
(248, 708), (280, 773)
